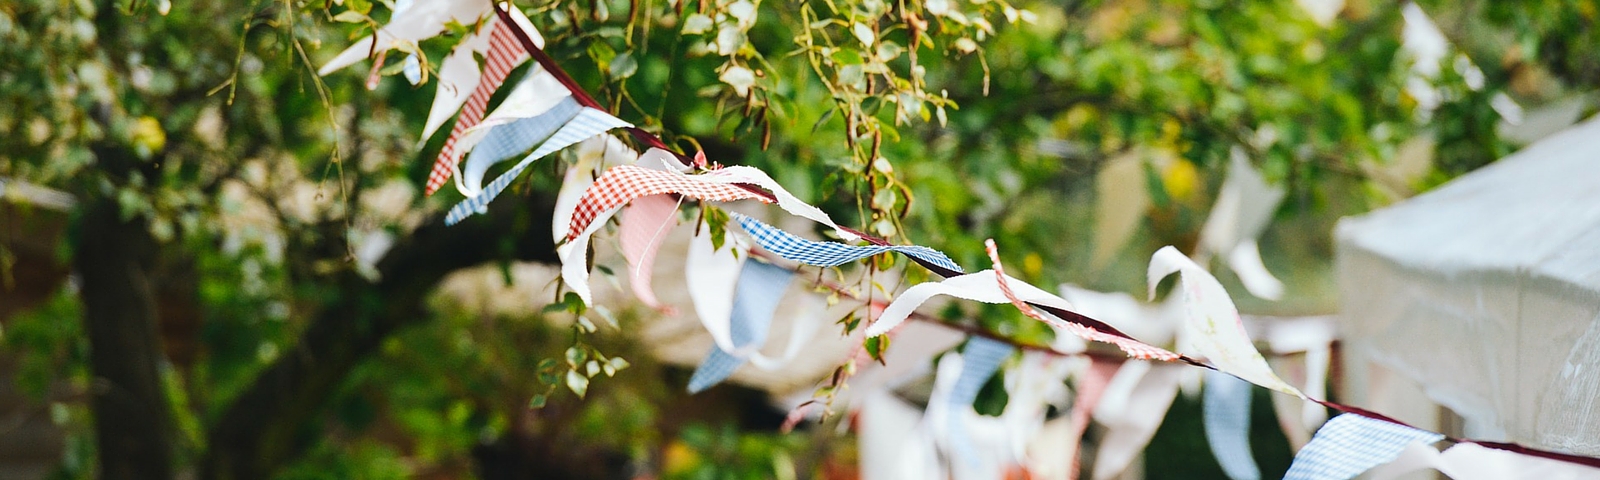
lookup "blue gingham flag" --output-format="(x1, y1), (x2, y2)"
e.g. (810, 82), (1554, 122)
(945, 336), (1014, 466)
(446, 107), (631, 225)
(686, 260), (795, 393)
(460, 95), (582, 188)
(730, 213), (963, 274)
(1285, 413), (1444, 480)
(1204, 370), (1261, 480)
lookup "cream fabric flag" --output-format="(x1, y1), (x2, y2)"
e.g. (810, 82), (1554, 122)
(1148, 246), (1302, 396)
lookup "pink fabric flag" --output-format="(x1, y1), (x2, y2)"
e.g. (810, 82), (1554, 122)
(424, 19), (530, 196)
(618, 194), (680, 310)
(1066, 357), (1121, 480)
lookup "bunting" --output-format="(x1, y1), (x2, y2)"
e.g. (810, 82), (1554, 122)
(399, 10), (1600, 476)
(1091, 360), (1184, 480)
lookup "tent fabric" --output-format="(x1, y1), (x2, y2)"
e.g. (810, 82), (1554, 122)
(1336, 114), (1600, 456)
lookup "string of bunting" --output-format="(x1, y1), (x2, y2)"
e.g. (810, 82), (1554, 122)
(353, 2), (1600, 475)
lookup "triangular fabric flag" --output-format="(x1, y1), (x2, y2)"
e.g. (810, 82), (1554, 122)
(618, 194), (680, 309)
(1196, 148), (1287, 300)
(982, 240), (1181, 360)
(731, 212), (963, 273)
(1091, 360), (1184, 480)
(686, 259), (795, 392)
(1204, 370), (1262, 480)
(860, 391), (944, 480)
(556, 163), (774, 238)
(550, 135), (636, 242)
(842, 321), (967, 404)
(424, 18), (533, 195)
(683, 218), (748, 353)
(443, 108), (632, 225)
(416, 29), (491, 141)
(1058, 284), (1182, 353)
(1063, 357), (1120, 480)
(1284, 413), (1444, 480)
(937, 337), (1014, 468)
(1148, 246), (1302, 395)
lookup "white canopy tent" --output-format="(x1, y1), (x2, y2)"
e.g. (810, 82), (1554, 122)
(1337, 114), (1600, 456)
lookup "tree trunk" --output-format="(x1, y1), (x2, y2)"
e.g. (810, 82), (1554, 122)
(74, 198), (175, 480)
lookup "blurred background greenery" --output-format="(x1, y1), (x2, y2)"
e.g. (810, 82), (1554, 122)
(1, 0), (1596, 478)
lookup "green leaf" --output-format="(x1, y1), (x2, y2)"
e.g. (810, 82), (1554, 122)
(831, 48), (864, 66)
(587, 41), (617, 71)
(972, 367), (1009, 416)
(528, 394), (547, 409)
(566, 370), (589, 398)
(704, 208), (730, 252)
(811, 108), (836, 133)
(865, 335), (889, 365)
(561, 291), (588, 315)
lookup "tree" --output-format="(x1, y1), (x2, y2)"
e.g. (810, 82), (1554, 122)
(1, 0), (1591, 478)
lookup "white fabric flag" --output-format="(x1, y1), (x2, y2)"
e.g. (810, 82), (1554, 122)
(1148, 246), (1302, 396)
(1196, 148), (1287, 300)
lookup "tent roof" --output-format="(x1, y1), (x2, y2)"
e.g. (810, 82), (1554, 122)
(1339, 115), (1600, 291)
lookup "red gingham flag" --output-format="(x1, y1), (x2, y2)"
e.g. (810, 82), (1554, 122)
(424, 19), (530, 196)
(984, 239), (1180, 361)
(567, 165), (772, 242)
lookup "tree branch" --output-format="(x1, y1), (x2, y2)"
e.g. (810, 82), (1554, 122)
(202, 193), (562, 480)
